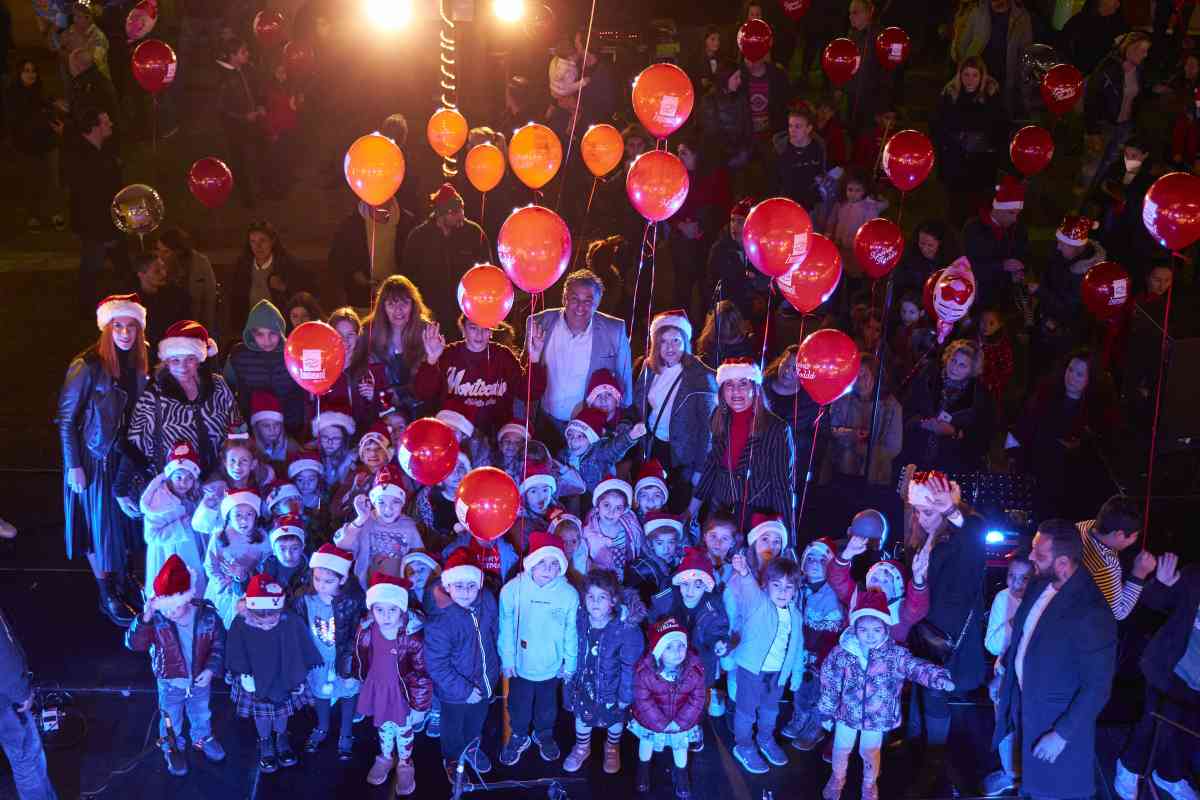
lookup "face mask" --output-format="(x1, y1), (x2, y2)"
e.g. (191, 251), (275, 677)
(1124, 157), (1144, 172)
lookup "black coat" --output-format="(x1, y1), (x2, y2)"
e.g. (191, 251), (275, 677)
(400, 216), (491, 329)
(64, 135), (122, 240)
(773, 139), (827, 211)
(423, 589), (501, 703)
(920, 512), (988, 691)
(5, 80), (57, 156)
(649, 587), (730, 686)
(901, 362), (994, 474)
(1138, 567), (1200, 697)
(565, 607), (644, 708)
(994, 569), (1116, 798)
(327, 206), (410, 309)
(699, 86), (753, 166)
(737, 61), (792, 137)
(1085, 53), (1147, 133)
(631, 354), (717, 481)
(1059, 9), (1129, 76)
(932, 82), (1004, 193)
(961, 214), (1031, 309)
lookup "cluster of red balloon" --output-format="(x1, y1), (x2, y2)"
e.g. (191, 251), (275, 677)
(819, 26), (911, 87)
(625, 63), (695, 224)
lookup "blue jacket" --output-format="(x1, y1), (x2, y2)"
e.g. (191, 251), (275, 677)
(498, 570), (580, 681)
(530, 308), (633, 419)
(424, 588), (502, 703)
(650, 586), (730, 686)
(724, 572), (805, 689)
(559, 429), (639, 494)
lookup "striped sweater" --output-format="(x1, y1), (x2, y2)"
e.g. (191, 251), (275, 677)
(1077, 519), (1144, 621)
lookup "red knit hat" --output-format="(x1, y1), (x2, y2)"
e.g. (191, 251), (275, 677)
(309, 543), (354, 577)
(649, 616), (689, 660)
(850, 588), (892, 626)
(366, 572), (411, 611)
(672, 547), (715, 592)
(585, 369), (622, 407)
(992, 175), (1025, 211)
(748, 512), (788, 550)
(566, 407), (607, 445)
(523, 531), (568, 574)
(634, 459), (669, 500)
(1056, 215), (1097, 247)
(152, 554), (194, 610)
(244, 574), (286, 611)
(249, 390), (284, 427)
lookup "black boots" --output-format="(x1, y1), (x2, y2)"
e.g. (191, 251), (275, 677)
(672, 765), (692, 800)
(258, 737), (278, 773)
(275, 733), (298, 768)
(636, 759), (651, 793)
(97, 575), (135, 626)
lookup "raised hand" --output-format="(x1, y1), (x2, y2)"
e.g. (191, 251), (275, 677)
(353, 493), (372, 525)
(1156, 552), (1181, 587)
(422, 323), (446, 365)
(842, 535), (869, 560)
(526, 321), (546, 363)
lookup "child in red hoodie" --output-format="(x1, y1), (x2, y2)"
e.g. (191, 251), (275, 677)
(262, 59), (303, 197)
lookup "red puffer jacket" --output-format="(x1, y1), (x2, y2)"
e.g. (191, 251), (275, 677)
(353, 617), (433, 713)
(125, 600), (225, 680)
(631, 651), (706, 733)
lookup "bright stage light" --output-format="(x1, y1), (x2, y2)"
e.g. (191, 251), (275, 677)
(365, 0), (412, 30)
(985, 530), (1006, 545)
(493, 0), (525, 23)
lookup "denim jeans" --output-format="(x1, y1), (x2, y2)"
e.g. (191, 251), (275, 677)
(0, 703), (58, 800)
(156, 680), (212, 742)
(732, 667), (784, 748)
(440, 700), (489, 762)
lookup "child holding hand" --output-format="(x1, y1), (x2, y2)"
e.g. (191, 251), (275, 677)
(561, 408), (646, 497)
(334, 464), (424, 590)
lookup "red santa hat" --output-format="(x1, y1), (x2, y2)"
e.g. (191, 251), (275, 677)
(546, 506), (583, 536)
(358, 420), (393, 457)
(401, 549), (441, 575)
(716, 356), (762, 387)
(287, 449), (322, 480)
(158, 320), (218, 363)
(849, 588), (892, 627)
(220, 487), (262, 520)
(311, 403), (356, 438)
(523, 531), (568, 574)
(992, 175), (1025, 211)
(649, 309), (693, 345)
(566, 407), (607, 445)
(592, 475), (633, 508)
(650, 616), (689, 660)
(249, 391), (284, 427)
(269, 514), (306, 550)
(96, 292), (147, 331)
(366, 572), (410, 611)
(151, 554), (195, 611)
(730, 196), (755, 220)
(369, 464), (408, 506)
(265, 480), (301, 511)
(225, 422), (250, 443)
(585, 369), (623, 408)
(801, 536), (837, 565)
(906, 469), (949, 509)
(498, 419), (529, 442)
(430, 182), (465, 213)
(519, 460), (557, 496)
(441, 548), (483, 588)
(634, 459), (669, 500)
(747, 512), (788, 550)
(1055, 215), (1098, 247)
(865, 560), (906, 609)
(163, 441), (202, 481)
(244, 573), (287, 611)
(377, 390), (400, 418)
(672, 547), (715, 593)
(309, 543), (354, 577)
(644, 512), (684, 540)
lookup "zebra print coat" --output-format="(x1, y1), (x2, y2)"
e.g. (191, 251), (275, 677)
(127, 367), (241, 476)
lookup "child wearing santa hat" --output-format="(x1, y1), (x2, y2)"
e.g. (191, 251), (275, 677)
(633, 459), (670, 520)
(260, 515), (310, 596)
(584, 369), (635, 437)
(249, 390), (299, 475)
(125, 555), (227, 776)
(818, 589), (953, 800)
(225, 573), (323, 773)
(310, 403), (358, 489)
(497, 532), (579, 766)
(199, 487), (270, 627)
(441, 522), (520, 596)
(333, 464), (426, 591)
(435, 405), (494, 474)
(140, 442), (208, 601)
(201, 426), (277, 506)
(291, 544), (364, 761)
(514, 459), (562, 553)
(628, 513), (686, 607)
(331, 419), (401, 523)
(559, 407), (646, 500)
(629, 617), (707, 798)
(829, 529), (931, 643)
(355, 573), (433, 795)
(581, 476), (645, 582)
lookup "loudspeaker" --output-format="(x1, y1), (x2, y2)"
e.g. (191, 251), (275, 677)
(1159, 337), (1200, 454)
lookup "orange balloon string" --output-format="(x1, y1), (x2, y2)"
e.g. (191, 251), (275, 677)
(479, 193), (488, 249)
(627, 222), (654, 341)
(571, 178), (600, 270)
(792, 314), (808, 534)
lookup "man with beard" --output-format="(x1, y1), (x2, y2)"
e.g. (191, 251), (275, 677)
(400, 183), (490, 329)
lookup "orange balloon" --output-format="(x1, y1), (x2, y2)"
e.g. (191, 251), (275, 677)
(508, 123), (563, 190)
(497, 205), (572, 293)
(581, 124), (624, 177)
(631, 63), (695, 140)
(626, 150), (690, 222)
(344, 133), (405, 206)
(465, 144), (506, 193)
(427, 107), (468, 158)
(458, 264), (515, 329)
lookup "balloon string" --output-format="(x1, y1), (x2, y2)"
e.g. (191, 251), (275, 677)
(642, 222), (659, 375)
(554, 0), (597, 213)
(521, 290), (542, 484)
(791, 315), (808, 536)
(368, 208), (377, 301)
(479, 193), (488, 249)
(571, 177), (600, 270)
(796, 406), (826, 532)
(627, 222), (654, 341)
(1142, 265), (1175, 552)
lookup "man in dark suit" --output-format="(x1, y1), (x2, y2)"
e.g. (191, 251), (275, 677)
(994, 518), (1117, 799)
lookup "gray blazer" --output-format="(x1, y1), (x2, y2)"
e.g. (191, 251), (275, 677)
(530, 308), (634, 418)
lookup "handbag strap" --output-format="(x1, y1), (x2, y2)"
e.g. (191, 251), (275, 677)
(643, 367), (685, 459)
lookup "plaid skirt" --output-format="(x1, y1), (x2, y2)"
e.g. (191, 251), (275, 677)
(627, 719), (702, 752)
(231, 681), (314, 721)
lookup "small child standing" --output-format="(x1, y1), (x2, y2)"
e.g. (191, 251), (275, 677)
(979, 308), (1014, 414)
(356, 573), (433, 795)
(126, 555), (226, 777)
(261, 515), (309, 596)
(199, 488), (271, 627)
(582, 478), (645, 581)
(563, 569), (645, 774)
(249, 391), (297, 474)
(141, 442), (207, 600)
(202, 431), (276, 500)
(819, 589), (954, 800)
(629, 617), (707, 799)
(401, 550), (440, 612)
(782, 537), (844, 751)
(334, 464), (425, 591)
(225, 574), (323, 773)
(981, 553), (1033, 796)
(827, 167), (889, 285)
(498, 533), (579, 766)
(628, 514), (685, 607)
(633, 460), (670, 520)
(293, 544), (363, 762)
(560, 408), (646, 496)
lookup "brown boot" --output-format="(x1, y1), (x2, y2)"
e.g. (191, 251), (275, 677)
(603, 739), (621, 774)
(393, 758), (416, 796)
(367, 755), (395, 786)
(563, 740), (591, 773)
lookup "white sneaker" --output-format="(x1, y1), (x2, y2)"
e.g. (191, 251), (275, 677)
(1153, 771), (1200, 800)
(1113, 759), (1138, 800)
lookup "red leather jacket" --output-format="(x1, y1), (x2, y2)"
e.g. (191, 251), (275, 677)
(631, 651), (706, 733)
(352, 618), (433, 714)
(125, 601), (225, 680)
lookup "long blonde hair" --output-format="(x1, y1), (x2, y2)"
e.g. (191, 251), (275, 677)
(943, 55), (997, 102)
(356, 276), (432, 373)
(97, 323), (149, 379)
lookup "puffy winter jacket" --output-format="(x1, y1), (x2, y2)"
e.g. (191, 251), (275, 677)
(290, 589), (364, 678)
(223, 300), (307, 436)
(631, 651), (706, 733)
(566, 607), (644, 708)
(498, 570), (579, 681)
(125, 600), (226, 680)
(424, 589), (502, 703)
(352, 618), (433, 714)
(650, 587), (730, 686)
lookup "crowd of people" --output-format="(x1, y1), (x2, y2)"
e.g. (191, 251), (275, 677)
(0, 0), (1197, 798)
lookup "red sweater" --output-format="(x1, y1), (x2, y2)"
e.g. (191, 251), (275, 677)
(412, 342), (529, 437)
(726, 408), (753, 470)
(980, 335), (1014, 405)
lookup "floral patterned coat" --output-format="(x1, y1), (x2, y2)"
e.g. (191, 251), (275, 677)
(818, 628), (951, 731)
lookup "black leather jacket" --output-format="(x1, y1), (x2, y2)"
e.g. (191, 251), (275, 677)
(57, 350), (146, 469)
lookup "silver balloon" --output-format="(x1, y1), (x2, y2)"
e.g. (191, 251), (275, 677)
(1022, 43), (1060, 89)
(111, 183), (165, 237)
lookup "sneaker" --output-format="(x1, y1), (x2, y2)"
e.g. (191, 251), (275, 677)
(275, 734), (298, 768)
(1114, 759), (1138, 800)
(689, 737), (704, 753)
(258, 737), (278, 773)
(534, 732), (561, 762)
(426, 711), (441, 739)
(161, 739), (188, 776)
(498, 734), (531, 766)
(337, 734), (354, 761)
(733, 744), (770, 775)
(1153, 771), (1200, 800)
(464, 746), (492, 774)
(563, 741), (591, 772)
(981, 769), (1017, 796)
(192, 735), (226, 763)
(304, 728), (327, 753)
(758, 737), (788, 767)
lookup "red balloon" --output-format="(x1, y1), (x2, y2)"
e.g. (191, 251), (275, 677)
(131, 39), (176, 94)
(626, 150), (690, 222)
(922, 269), (943, 320)
(882, 130), (934, 192)
(455, 467), (520, 541)
(631, 63), (695, 140)
(1040, 63), (1084, 117)
(822, 38), (860, 88)
(253, 10), (287, 48)
(853, 218), (904, 279)
(796, 329), (862, 405)
(187, 157), (234, 209)
(283, 39), (315, 79)
(1143, 171), (1200, 250)
(497, 206), (572, 293)
(457, 264), (515, 329)
(781, 0), (810, 20)
(1010, 125), (1055, 177)
(741, 197), (813, 278)
(398, 418), (461, 486)
(737, 19), (773, 63)
(874, 27), (910, 71)
(777, 233), (841, 313)
(1081, 261), (1132, 321)
(284, 321), (346, 395)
